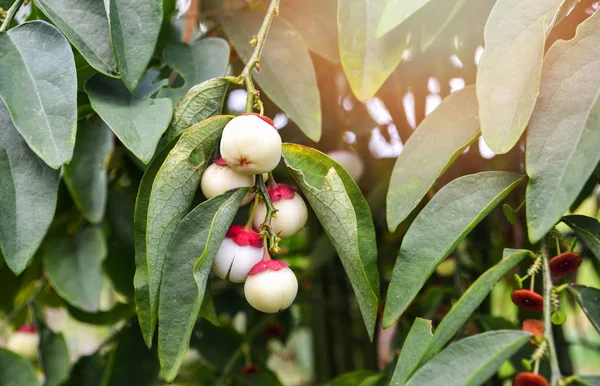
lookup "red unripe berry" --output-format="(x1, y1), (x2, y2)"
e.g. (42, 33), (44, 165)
(511, 289), (544, 312)
(549, 251), (582, 277)
(513, 372), (549, 386)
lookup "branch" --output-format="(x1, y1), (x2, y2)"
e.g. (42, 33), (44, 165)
(256, 173), (279, 253)
(541, 239), (562, 385)
(0, 0), (24, 33)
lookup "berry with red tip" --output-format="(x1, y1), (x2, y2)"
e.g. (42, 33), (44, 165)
(253, 184), (308, 238)
(220, 114), (282, 175)
(522, 319), (543, 344)
(513, 372), (549, 386)
(201, 157), (255, 205)
(549, 251), (582, 277)
(327, 149), (364, 181)
(244, 259), (298, 313)
(511, 289), (544, 312)
(6, 324), (39, 360)
(213, 225), (264, 283)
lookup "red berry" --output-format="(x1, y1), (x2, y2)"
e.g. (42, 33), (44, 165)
(242, 363), (259, 375)
(17, 324), (37, 334)
(549, 251), (582, 277)
(522, 319), (543, 343)
(511, 290), (544, 312)
(513, 372), (549, 386)
(263, 322), (285, 339)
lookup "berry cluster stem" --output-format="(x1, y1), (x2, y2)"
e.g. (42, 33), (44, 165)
(541, 238), (562, 385)
(0, 0), (23, 32)
(257, 173), (279, 253)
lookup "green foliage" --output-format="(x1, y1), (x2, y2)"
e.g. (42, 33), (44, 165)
(32, 303), (70, 386)
(569, 285), (600, 334)
(0, 348), (40, 386)
(563, 215), (600, 262)
(390, 318), (433, 385)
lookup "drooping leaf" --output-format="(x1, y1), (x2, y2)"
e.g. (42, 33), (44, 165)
(31, 303), (70, 386)
(35, 0), (117, 76)
(63, 116), (113, 223)
(569, 285), (600, 334)
(526, 10), (600, 242)
(0, 101), (60, 275)
(390, 318), (433, 385)
(145, 115), (232, 345)
(0, 348), (41, 386)
(158, 38), (230, 104)
(66, 303), (135, 325)
(109, 0), (162, 92)
(376, 0), (433, 38)
(419, 0), (469, 53)
(386, 86), (480, 231)
(562, 215), (600, 263)
(43, 226), (107, 312)
(280, 0), (339, 62)
(577, 376), (600, 386)
(405, 331), (532, 386)
(338, 0), (411, 101)
(383, 172), (525, 328)
(164, 78), (229, 142)
(422, 250), (533, 359)
(283, 144), (379, 340)
(103, 322), (159, 386)
(199, 283), (219, 326)
(477, 0), (563, 154)
(223, 9), (321, 141)
(0, 21), (77, 168)
(326, 371), (381, 386)
(64, 353), (107, 386)
(158, 189), (246, 381)
(85, 70), (173, 164)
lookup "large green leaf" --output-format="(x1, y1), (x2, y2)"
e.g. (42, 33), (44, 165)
(0, 21), (77, 168)
(163, 78), (229, 143)
(477, 0), (563, 154)
(223, 9), (321, 141)
(64, 353), (107, 386)
(405, 331), (531, 386)
(0, 348), (41, 386)
(35, 0), (117, 76)
(283, 144), (379, 340)
(577, 376), (600, 386)
(85, 71), (173, 164)
(43, 226), (107, 312)
(422, 249), (532, 359)
(0, 101), (59, 275)
(338, 0), (411, 101)
(569, 285), (600, 334)
(390, 318), (433, 385)
(32, 304), (70, 386)
(109, 0), (162, 92)
(280, 0), (339, 62)
(158, 38), (230, 104)
(327, 371), (381, 386)
(145, 115), (232, 345)
(158, 189), (246, 381)
(562, 215), (600, 263)
(63, 116), (113, 223)
(526, 11), (600, 242)
(376, 0), (432, 38)
(386, 86), (480, 231)
(67, 303), (135, 325)
(383, 172), (525, 328)
(419, 0), (469, 53)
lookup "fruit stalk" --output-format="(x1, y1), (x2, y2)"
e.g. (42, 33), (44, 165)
(541, 238), (562, 385)
(0, 0), (24, 32)
(256, 173), (279, 252)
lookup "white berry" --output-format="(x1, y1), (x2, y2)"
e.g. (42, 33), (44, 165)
(253, 184), (308, 239)
(244, 261), (298, 313)
(6, 326), (39, 360)
(201, 158), (255, 205)
(213, 225), (264, 283)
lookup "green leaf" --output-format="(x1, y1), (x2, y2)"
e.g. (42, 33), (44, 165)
(326, 371), (380, 386)
(526, 11), (600, 242)
(386, 86), (480, 231)
(383, 172), (525, 328)
(109, 0), (162, 92)
(569, 285), (600, 334)
(158, 189), (246, 381)
(503, 204), (517, 225)
(477, 0), (563, 154)
(103, 323), (159, 386)
(0, 21), (77, 168)
(199, 283), (219, 326)
(0, 101), (60, 275)
(223, 9), (321, 141)
(43, 226), (107, 312)
(419, 0), (469, 52)
(158, 38), (230, 104)
(422, 249), (532, 359)
(35, 0), (117, 76)
(64, 353), (107, 386)
(66, 303), (135, 325)
(134, 138), (180, 347)
(338, 0), (411, 101)
(31, 304), (70, 386)
(390, 318), (433, 385)
(376, 0), (433, 38)
(279, 0), (339, 62)
(63, 116), (113, 223)
(145, 115), (232, 346)
(405, 331), (532, 386)
(283, 144), (379, 340)
(562, 215), (600, 263)
(577, 376), (600, 386)
(85, 70), (173, 164)
(0, 348), (41, 386)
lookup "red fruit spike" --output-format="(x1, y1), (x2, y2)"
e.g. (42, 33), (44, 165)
(241, 363), (259, 375)
(513, 372), (549, 386)
(226, 225), (262, 248)
(266, 183), (296, 202)
(511, 290), (544, 312)
(243, 112), (276, 128)
(522, 319), (543, 343)
(213, 157), (228, 166)
(18, 325), (37, 334)
(549, 251), (582, 277)
(248, 259), (290, 276)
(263, 322), (285, 339)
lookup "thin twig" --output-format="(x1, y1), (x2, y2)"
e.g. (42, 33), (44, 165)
(541, 238), (562, 385)
(257, 173), (279, 252)
(0, 0), (24, 32)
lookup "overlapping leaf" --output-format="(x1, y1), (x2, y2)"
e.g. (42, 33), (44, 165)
(32, 304), (70, 386)
(562, 215), (600, 262)
(376, 0), (433, 37)
(0, 348), (41, 386)
(569, 285), (600, 334)
(390, 318), (433, 385)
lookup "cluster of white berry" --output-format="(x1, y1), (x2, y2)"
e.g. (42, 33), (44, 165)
(200, 114), (308, 313)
